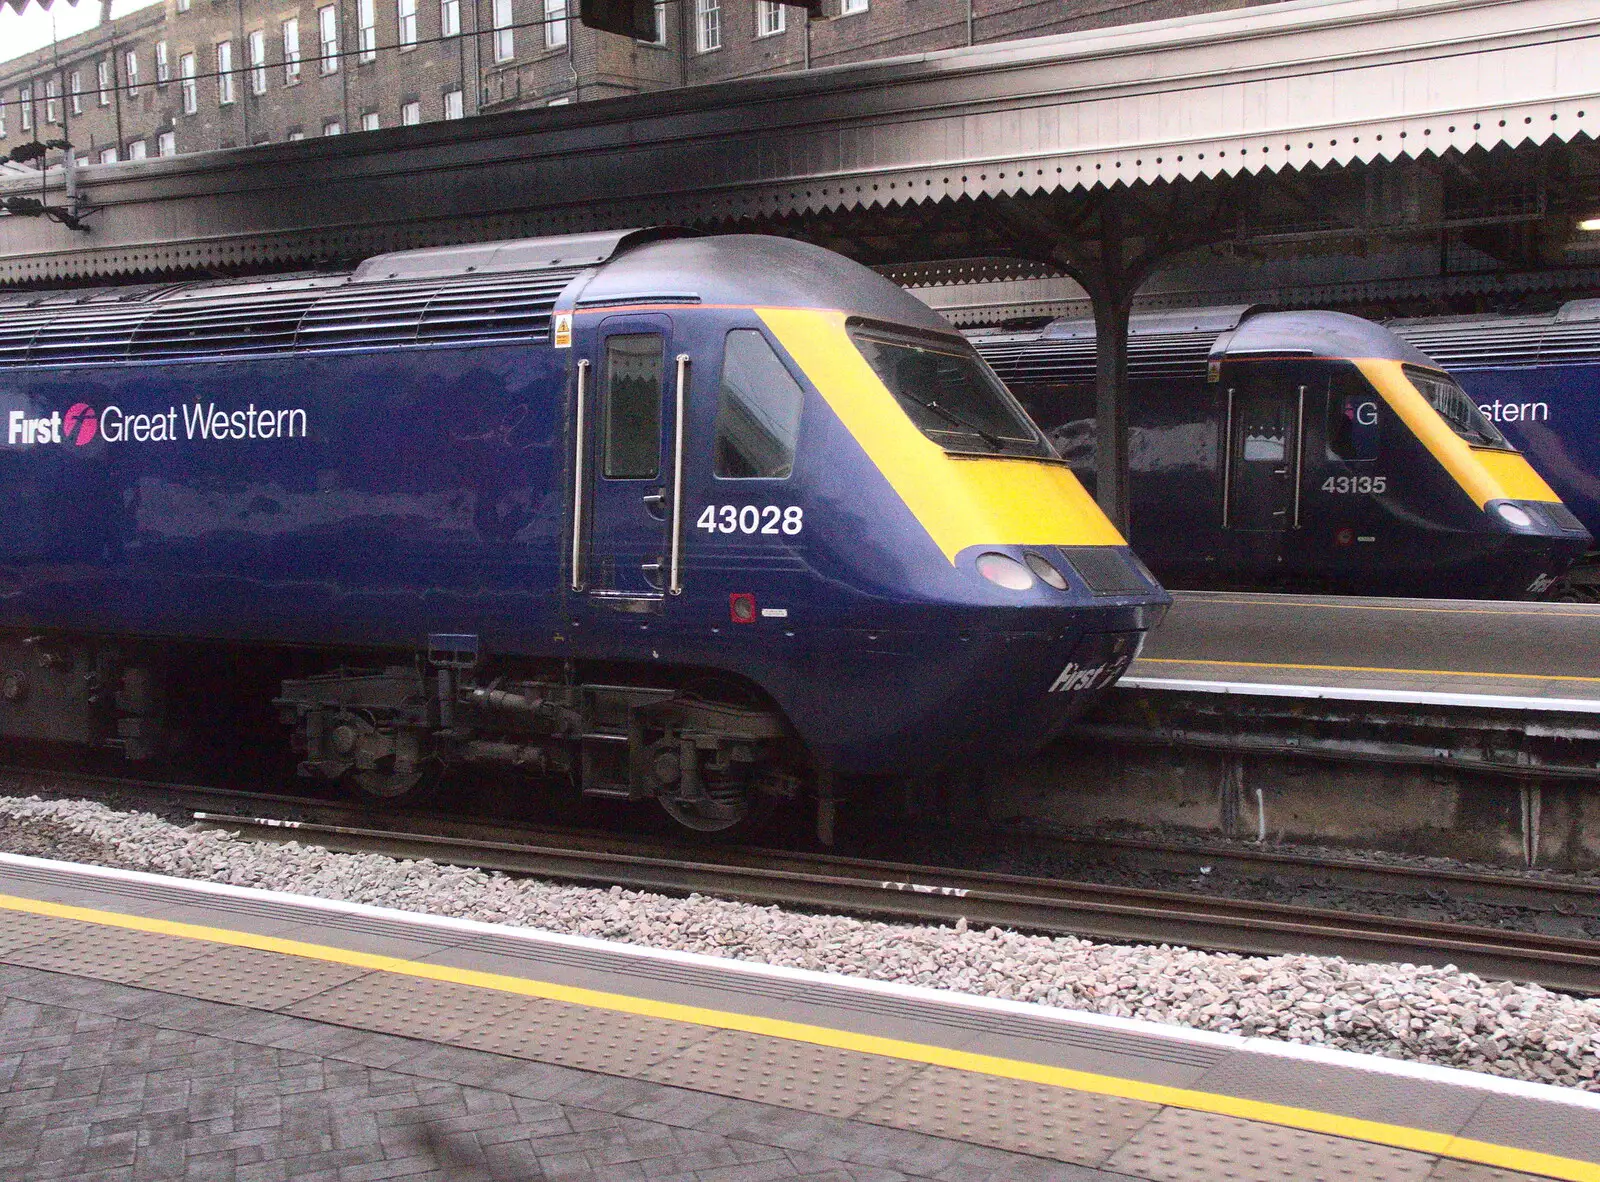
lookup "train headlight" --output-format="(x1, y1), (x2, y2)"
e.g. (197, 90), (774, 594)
(976, 552), (1035, 591)
(1023, 552), (1069, 590)
(1495, 503), (1534, 529)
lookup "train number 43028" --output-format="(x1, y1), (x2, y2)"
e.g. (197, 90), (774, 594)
(696, 505), (805, 535)
(1321, 475), (1387, 494)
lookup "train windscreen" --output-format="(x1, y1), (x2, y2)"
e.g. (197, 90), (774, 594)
(849, 322), (1054, 459)
(1404, 365), (1511, 450)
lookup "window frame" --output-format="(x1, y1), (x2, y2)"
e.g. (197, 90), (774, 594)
(123, 50), (139, 96)
(696, 0), (721, 51)
(283, 19), (302, 84)
(155, 42), (170, 84)
(440, 0), (460, 36)
(756, 0), (784, 37)
(216, 40), (235, 105)
(247, 30), (267, 95)
(358, 0), (378, 61)
(318, 6), (341, 73)
(442, 87), (464, 118)
(601, 333), (666, 481)
(69, 69), (82, 114)
(96, 58), (111, 106)
(492, 0), (515, 62)
(178, 54), (197, 114)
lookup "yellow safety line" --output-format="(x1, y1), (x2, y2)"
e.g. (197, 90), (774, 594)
(1, 891), (1595, 1182)
(1137, 657), (1600, 686)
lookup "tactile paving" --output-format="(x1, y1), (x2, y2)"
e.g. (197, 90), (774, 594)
(856, 1063), (1160, 1165)
(133, 943), (372, 1009)
(460, 996), (713, 1075)
(284, 970), (536, 1041)
(0, 908), (90, 955)
(1427, 1160), (1552, 1181)
(0, 920), (215, 984)
(1105, 1106), (1437, 1182)
(638, 1028), (920, 1117)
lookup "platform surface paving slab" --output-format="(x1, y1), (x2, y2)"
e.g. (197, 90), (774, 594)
(0, 853), (1589, 1182)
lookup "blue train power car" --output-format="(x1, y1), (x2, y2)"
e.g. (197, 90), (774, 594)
(1389, 301), (1600, 599)
(973, 307), (1588, 598)
(0, 230), (1167, 836)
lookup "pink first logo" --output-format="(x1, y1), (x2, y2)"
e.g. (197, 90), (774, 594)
(63, 403), (98, 446)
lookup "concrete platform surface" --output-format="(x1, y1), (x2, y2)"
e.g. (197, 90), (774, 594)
(1, 851), (1597, 1182)
(1136, 591), (1600, 710)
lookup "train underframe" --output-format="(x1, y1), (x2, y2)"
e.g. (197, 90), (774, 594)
(0, 631), (816, 838)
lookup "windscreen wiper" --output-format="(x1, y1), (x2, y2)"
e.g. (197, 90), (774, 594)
(903, 394), (1009, 450)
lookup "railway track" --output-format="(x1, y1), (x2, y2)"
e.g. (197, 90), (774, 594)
(193, 808), (1600, 993)
(6, 761), (1599, 990)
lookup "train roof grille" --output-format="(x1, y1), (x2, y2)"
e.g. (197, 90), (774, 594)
(1390, 317), (1600, 368)
(0, 267), (583, 366)
(977, 329), (1219, 383)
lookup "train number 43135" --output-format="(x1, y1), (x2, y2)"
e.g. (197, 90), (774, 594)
(696, 505), (805, 535)
(1321, 475), (1387, 494)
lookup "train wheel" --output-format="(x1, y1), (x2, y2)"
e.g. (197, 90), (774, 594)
(347, 759), (442, 804)
(656, 769), (750, 832)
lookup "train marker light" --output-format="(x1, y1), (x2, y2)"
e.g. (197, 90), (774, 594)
(976, 552), (1035, 591)
(1580, 217), (1600, 232)
(1023, 552), (1070, 590)
(1495, 503), (1534, 528)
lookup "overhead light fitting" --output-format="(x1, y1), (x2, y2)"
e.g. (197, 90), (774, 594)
(1580, 217), (1600, 232)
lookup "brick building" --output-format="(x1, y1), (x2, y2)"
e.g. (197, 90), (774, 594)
(0, 0), (1273, 162)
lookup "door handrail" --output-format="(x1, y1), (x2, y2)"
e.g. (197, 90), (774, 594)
(669, 353), (689, 596)
(570, 357), (589, 592)
(1292, 383), (1306, 529)
(1221, 386), (1235, 529)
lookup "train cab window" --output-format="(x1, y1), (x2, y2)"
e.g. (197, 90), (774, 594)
(848, 321), (1052, 458)
(602, 333), (663, 478)
(1404, 365), (1510, 450)
(1326, 384), (1381, 463)
(714, 330), (803, 479)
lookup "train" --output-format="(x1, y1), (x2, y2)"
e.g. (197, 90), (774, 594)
(0, 229), (1167, 839)
(971, 306), (1590, 598)
(1388, 301), (1600, 600)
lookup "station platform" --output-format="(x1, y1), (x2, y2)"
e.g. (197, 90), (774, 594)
(1132, 591), (1600, 711)
(0, 853), (1597, 1181)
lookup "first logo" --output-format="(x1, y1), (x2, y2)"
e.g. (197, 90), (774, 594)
(63, 403), (98, 446)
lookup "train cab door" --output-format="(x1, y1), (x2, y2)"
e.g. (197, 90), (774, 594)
(1224, 372), (1304, 535)
(572, 314), (682, 613)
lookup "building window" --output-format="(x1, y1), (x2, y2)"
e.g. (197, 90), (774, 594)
(18, 85), (31, 131)
(547, 95), (570, 105)
(68, 70), (82, 114)
(248, 31), (267, 94)
(493, 0), (513, 62)
(97, 58), (111, 105)
(440, 0), (459, 36)
(283, 19), (302, 84)
(179, 54), (196, 113)
(756, 0), (783, 35)
(840, 0), (867, 11)
(360, 110), (379, 130)
(0, 103), (6, 137)
(123, 50), (139, 96)
(287, 128), (304, 140)
(358, 0), (377, 61)
(176, 0), (189, 11)
(317, 6), (340, 73)
(544, 0), (566, 48)
(216, 41), (235, 104)
(155, 41), (170, 83)
(397, 0), (417, 49)
(157, 129), (176, 155)
(442, 86), (462, 118)
(44, 78), (59, 123)
(696, 0), (720, 50)
(99, 146), (118, 163)
(400, 99), (420, 124)
(128, 139), (148, 159)
(323, 118), (342, 135)
(635, 0), (664, 44)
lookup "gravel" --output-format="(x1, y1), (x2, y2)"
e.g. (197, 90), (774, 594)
(2, 792), (1597, 1091)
